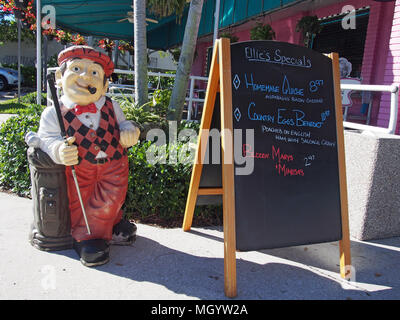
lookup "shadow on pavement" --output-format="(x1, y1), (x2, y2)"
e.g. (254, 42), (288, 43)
(51, 234), (387, 299)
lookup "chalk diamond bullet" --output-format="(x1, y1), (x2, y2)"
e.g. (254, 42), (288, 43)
(233, 74), (241, 90)
(234, 107), (241, 122)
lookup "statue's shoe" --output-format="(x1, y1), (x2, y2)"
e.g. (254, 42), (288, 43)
(111, 219), (137, 246)
(73, 239), (110, 267)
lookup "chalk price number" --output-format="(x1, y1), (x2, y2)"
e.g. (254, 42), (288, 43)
(309, 80), (324, 93)
(304, 155), (316, 167)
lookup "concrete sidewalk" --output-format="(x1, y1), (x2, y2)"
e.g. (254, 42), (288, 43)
(0, 191), (399, 300)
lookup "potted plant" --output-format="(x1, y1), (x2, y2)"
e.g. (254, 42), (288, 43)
(71, 34), (87, 45)
(42, 28), (58, 41)
(118, 40), (134, 55)
(296, 15), (323, 47)
(250, 22), (276, 40)
(56, 30), (73, 45)
(98, 38), (115, 58)
(219, 31), (239, 43)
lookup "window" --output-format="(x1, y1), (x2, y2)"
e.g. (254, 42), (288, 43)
(312, 7), (370, 78)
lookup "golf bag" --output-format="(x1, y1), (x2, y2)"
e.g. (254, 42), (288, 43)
(28, 146), (73, 251)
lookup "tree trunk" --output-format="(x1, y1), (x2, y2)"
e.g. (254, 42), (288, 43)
(133, 0), (148, 106)
(167, 0), (204, 122)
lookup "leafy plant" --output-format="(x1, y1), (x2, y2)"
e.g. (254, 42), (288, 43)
(118, 94), (165, 127)
(20, 91), (47, 105)
(250, 23), (275, 41)
(151, 89), (171, 117)
(2, 63), (37, 87)
(0, 102), (220, 227)
(125, 138), (220, 226)
(219, 32), (239, 43)
(124, 140), (192, 222)
(149, 71), (176, 90)
(169, 47), (181, 63)
(0, 104), (44, 196)
(296, 15), (323, 47)
(0, 92), (46, 114)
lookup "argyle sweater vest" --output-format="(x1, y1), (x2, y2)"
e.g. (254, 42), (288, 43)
(61, 97), (127, 165)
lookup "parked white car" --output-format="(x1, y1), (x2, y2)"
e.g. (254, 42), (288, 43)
(0, 67), (23, 91)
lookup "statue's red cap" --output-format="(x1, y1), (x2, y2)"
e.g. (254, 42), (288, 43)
(58, 45), (114, 77)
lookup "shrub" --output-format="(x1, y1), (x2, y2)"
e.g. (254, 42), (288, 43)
(250, 23), (276, 41)
(120, 99), (164, 127)
(0, 104), (219, 226)
(149, 71), (176, 90)
(219, 32), (239, 43)
(0, 92), (47, 114)
(2, 64), (36, 87)
(152, 89), (172, 118)
(20, 92), (47, 105)
(0, 104), (44, 196)
(124, 140), (192, 222)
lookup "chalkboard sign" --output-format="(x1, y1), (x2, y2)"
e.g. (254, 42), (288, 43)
(183, 39), (351, 298)
(196, 97), (222, 206)
(231, 41), (342, 251)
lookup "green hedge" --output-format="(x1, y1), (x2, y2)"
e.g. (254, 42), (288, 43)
(0, 104), (43, 195)
(125, 140), (193, 223)
(2, 64), (36, 88)
(0, 92), (47, 114)
(0, 104), (221, 226)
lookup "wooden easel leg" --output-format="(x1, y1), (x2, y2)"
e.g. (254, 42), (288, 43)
(330, 52), (352, 279)
(219, 38), (237, 298)
(182, 42), (221, 231)
(182, 129), (211, 231)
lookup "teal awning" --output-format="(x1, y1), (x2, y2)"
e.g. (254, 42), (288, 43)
(41, 0), (301, 50)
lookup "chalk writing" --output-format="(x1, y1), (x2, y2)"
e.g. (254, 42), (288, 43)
(248, 102), (275, 123)
(275, 163), (305, 177)
(277, 108), (324, 128)
(244, 47), (312, 68)
(277, 108), (326, 128)
(272, 145), (294, 164)
(321, 110), (330, 122)
(261, 125), (282, 134)
(274, 49), (312, 68)
(304, 155), (316, 167)
(309, 80), (324, 92)
(244, 74), (280, 93)
(243, 144), (270, 159)
(282, 75), (304, 96)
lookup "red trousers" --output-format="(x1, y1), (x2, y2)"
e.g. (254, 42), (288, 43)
(65, 156), (129, 241)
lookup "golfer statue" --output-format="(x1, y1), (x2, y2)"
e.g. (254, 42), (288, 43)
(34, 45), (140, 267)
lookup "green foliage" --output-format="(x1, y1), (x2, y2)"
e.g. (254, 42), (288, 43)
(47, 54), (59, 68)
(0, 92), (46, 114)
(118, 95), (165, 130)
(296, 16), (323, 47)
(220, 32), (239, 43)
(151, 89), (172, 118)
(147, 0), (187, 22)
(0, 102), (26, 114)
(250, 23), (276, 41)
(124, 140), (193, 222)
(0, 98), (216, 226)
(0, 19), (35, 45)
(169, 47), (181, 63)
(149, 71), (176, 89)
(2, 64), (36, 87)
(0, 104), (44, 196)
(20, 91), (47, 105)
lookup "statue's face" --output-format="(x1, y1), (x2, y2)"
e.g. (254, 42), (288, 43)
(56, 58), (108, 106)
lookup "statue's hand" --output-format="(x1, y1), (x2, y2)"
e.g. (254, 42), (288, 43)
(58, 136), (79, 166)
(120, 127), (140, 148)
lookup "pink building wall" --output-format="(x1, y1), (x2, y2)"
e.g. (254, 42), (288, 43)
(191, 0), (398, 131)
(377, 0), (400, 133)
